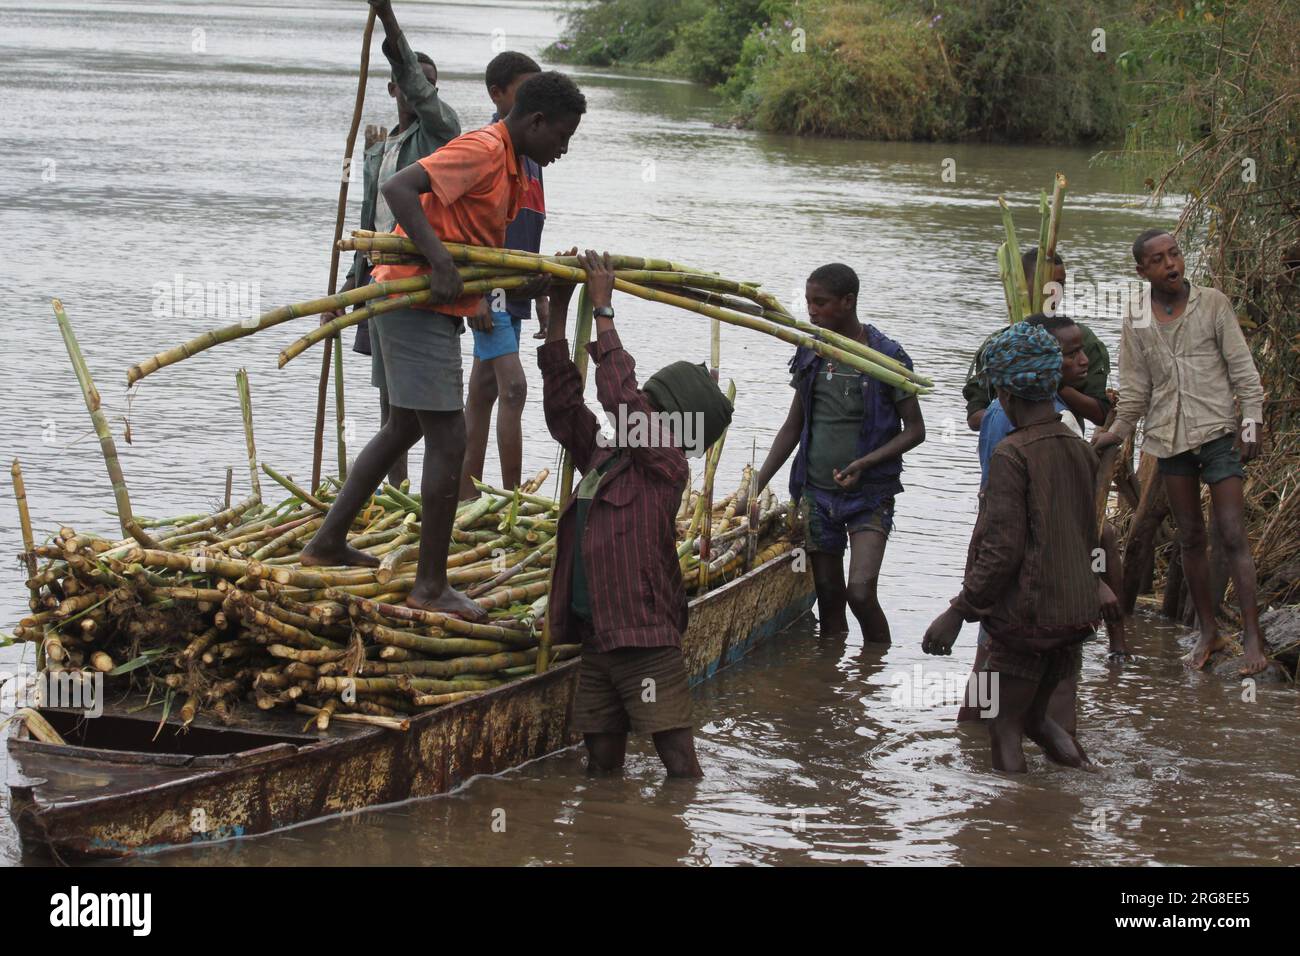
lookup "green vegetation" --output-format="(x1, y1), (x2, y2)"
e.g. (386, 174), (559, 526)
(548, 0), (1130, 143)
(1110, 0), (1299, 604)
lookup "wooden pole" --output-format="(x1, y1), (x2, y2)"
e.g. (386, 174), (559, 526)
(537, 287), (593, 675)
(312, 6), (377, 489)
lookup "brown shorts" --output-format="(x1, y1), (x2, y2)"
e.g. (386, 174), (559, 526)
(573, 646), (692, 735)
(985, 640), (1083, 684)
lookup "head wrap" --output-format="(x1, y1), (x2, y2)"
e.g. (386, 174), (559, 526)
(642, 361), (734, 455)
(981, 322), (1063, 401)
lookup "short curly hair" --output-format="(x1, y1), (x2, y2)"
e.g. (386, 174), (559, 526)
(486, 51), (541, 93)
(512, 70), (587, 120)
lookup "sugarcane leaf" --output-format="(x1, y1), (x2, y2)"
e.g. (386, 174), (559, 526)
(109, 647), (169, 676)
(153, 689), (175, 741)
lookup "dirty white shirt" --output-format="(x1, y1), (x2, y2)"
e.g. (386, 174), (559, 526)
(1112, 283), (1264, 459)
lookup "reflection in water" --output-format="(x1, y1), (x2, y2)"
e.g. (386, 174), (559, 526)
(4, 0), (1297, 867)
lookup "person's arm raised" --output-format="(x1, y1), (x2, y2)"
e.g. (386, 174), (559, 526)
(372, 0), (460, 143)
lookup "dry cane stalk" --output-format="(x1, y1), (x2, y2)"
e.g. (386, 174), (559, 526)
(52, 300), (160, 548)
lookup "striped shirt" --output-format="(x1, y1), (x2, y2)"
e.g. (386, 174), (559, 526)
(538, 330), (690, 652)
(952, 419), (1101, 650)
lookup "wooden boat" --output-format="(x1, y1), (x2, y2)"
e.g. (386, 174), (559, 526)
(7, 549), (814, 859)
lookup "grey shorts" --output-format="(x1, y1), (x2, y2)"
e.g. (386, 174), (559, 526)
(369, 307), (464, 411)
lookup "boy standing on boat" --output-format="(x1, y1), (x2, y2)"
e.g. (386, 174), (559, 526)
(539, 250), (734, 779)
(740, 264), (926, 645)
(322, 0), (463, 487)
(923, 323), (1117, 773)
(300, 72), (587, 625)
(459, 51), (549, 502)
(1094, 229), (1268, 675)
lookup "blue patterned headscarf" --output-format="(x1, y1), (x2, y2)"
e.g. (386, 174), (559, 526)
(981, 323), (1062, 401)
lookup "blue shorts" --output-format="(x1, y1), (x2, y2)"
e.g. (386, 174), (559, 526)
(800, 486), (895, 556)
(472, 310), (522, 361)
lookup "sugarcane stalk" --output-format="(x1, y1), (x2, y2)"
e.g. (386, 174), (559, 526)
(296, 703), (408, 731)
(538, 285), (592, 674)
(12, 459), (42, 666)
(236, 368), (262, 500)
(279, 275), (531, 367)
(1032, 190), (1052, 314)
(1041, 173), (1067, 304)
(261, 464), (328, 511)
(318, 676), (500, 695)
(52, 300), (160, 548)
(332, 319), (348, 480)
(997, 197), (1030, 323)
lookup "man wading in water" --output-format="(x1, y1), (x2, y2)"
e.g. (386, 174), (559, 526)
(539, 250), (732, 778)
(740, 264), (926, 644)
(322, 0), (463, 488)
(301, 72), (587, 622)
(1095, 229), (1268, 675)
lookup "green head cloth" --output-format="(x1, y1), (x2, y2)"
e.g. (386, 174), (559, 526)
(642, 361), (733, 457)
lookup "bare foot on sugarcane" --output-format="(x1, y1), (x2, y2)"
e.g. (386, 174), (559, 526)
(1184, 627), (1228, 670)
(406, 582), (487, 622)
(299, 539), (380, 568)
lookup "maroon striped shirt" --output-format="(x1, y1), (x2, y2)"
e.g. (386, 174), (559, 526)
(538, 330), (690, 652)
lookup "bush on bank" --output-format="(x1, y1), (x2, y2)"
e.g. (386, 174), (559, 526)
(547, 0), (1130, 143)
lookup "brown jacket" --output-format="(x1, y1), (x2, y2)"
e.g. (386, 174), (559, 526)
(953, 419), (1101, 650)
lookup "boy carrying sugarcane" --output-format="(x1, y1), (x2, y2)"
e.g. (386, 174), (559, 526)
(964, 248), (1111, 432)
(956, 312), (1129, 725)
(300, 72), (587, 624)
(540, 250), (733, 779)
(321, 0), (463, 487)
(1094, 229), (1268, 675)
(740, 264), (925, 645)
(459, 51), (549, 502)
(924, 323), (1119, 773)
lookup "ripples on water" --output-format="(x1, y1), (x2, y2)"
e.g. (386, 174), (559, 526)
(3, 0), (1296, 867)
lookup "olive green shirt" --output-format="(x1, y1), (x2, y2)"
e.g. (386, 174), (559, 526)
(800, 368), (909, 489)
(964, 322), (1110, 424)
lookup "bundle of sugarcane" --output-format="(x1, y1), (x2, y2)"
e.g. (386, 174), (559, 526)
(22, 301), (802, 731)
(125, 232), (933, 396)
(12, 460), (798, 730)
(997, 174), (1067, 323)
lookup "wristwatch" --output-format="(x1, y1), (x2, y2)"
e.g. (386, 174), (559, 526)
(593, 306), (615, 319)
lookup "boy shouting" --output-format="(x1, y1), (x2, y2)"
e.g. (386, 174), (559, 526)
(1095, 229), (1268, 674)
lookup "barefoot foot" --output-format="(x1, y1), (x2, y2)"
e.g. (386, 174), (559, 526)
(300, 540), (380, 568)
(1183, 629), (1228, 670)
(1239, 636), (1271, 676)
(406, 583), (488, 622)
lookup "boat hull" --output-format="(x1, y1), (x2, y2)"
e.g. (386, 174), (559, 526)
(7, 549), (814, 858)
